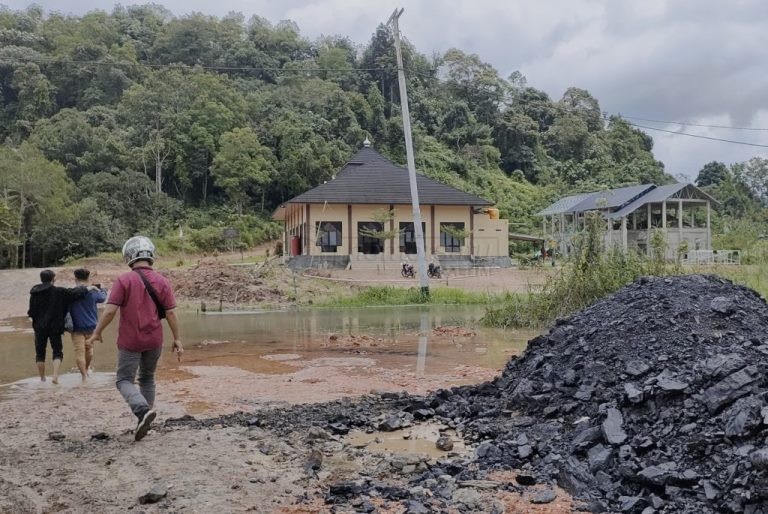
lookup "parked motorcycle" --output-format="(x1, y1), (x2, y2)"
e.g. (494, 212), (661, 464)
(401, 263), (415, 278)
(427, 263), (442, 279)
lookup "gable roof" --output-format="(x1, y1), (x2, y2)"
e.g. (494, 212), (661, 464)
(606, 183), (717, 219)
(281, 146), (492, 206)
(537, 192), (595, 216)
(536, 185), (654, 216)
(538, 183), (715, 218)
(568, 184), (655, 213)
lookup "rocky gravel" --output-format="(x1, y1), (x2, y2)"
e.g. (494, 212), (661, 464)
(169, 274), (768, 513)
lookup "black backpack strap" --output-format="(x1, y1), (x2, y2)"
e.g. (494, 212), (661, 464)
(133, 268), (166, 319)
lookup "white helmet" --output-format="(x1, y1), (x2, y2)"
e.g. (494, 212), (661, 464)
(122, 236), (155, 266)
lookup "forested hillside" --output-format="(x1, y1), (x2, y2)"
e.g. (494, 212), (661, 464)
(0, 5), (763, 268)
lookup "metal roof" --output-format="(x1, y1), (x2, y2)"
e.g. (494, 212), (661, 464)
(282, 147), (491, 206)
(538, 183), (716, 220)
(606, 183), (716, 219)
(568, 184), (655, 213)
(536, 192), (595, 216)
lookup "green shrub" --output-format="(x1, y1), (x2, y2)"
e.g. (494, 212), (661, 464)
(321, 286), (500, 307)
(483, 212), (674, 329)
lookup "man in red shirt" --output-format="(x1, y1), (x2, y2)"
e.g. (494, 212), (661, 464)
(88, 236), (182, 441)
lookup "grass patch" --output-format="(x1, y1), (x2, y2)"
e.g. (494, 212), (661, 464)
(708, 264), (768, 298)
(320, 286), (504, 307)
(483, 213), (676, 329)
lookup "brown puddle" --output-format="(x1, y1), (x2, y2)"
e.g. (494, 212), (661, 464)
(1, 306), (534, 402)
(346, 423), (469, 460)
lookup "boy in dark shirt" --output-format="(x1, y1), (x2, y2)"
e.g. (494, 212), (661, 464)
(27, 270), (88, 384)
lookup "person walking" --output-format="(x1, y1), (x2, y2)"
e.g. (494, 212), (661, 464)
(88, 236), (182, 441)
(68, 268), (107, 383)
(27, 270), (89, 384)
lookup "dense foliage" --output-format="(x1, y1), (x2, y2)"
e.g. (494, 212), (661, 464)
(0, 5), (763, 267)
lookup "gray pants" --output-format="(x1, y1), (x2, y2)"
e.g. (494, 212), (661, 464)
(116, 347), (162, 419)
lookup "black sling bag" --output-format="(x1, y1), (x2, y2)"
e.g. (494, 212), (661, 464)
(133, 268), (166, 319)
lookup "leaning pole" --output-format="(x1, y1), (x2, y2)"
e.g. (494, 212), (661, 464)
(388, 8), (429, 298)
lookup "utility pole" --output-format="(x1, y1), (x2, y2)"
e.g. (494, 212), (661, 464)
(388, 8), (429, 298)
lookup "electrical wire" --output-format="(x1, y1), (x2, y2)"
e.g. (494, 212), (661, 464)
(619, 114), (768, 132)
(0, 57), (391, 73)
(627, 123), (768, 148)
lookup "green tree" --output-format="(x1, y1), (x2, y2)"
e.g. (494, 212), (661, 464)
(440, 48), (507, 125)
(559, 87), (603, 132)
(493, 110), (540, 179)
(0, 142), (72, 267)
(76, 170), (182, 236)
(211, 127), (276, 214)
(738, 157), (768, 205)
(10, 62), (55, 136)
(29, 197), (120, 265)
(696, 161), (729, 187)
(29, 107), (127, 179)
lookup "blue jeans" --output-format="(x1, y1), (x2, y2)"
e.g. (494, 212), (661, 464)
(116, 346), (162, 419)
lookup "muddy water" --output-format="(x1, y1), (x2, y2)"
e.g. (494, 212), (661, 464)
(0, 305), (533, 392)
(346, 423), (468, 459)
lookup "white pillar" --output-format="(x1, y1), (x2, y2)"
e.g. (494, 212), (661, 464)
(706, 201), (711, 249)
(621, 216), (628, 251)
(647, 203), (652, 256)
(678, 199), (684, 252)
(662, 201), (667, 229)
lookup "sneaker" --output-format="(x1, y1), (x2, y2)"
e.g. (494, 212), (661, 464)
(134, 409), (157, 442)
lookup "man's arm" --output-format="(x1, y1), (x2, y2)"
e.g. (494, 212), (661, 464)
(64, 286), (89, 305)
(165, 308), (183, 361)
(86, 303), (119, 345)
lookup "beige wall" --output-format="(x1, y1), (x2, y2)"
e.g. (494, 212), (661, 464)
(473, 212), (509, 257)
(285, 202), (508, 258)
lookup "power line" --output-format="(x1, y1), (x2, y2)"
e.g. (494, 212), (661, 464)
(628, 122), (768, 148)
(0, 57), (396, 74)
(619, 114), (768, 132)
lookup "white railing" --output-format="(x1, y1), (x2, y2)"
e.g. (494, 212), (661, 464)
(682, 250), (741, 265)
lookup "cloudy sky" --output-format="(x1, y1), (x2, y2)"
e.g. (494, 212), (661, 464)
(4, 0), (768, 180)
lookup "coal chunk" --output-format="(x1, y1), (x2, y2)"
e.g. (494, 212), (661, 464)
(436, 436), (454, 452)
(139, 484), (167, 504)
(531, 489), (557, 504)
(588, 444), (613, 473)
(701, 366), (759, 413)
(711, 296), (736, 315)
(378, 415), (403, 432)
(624, 383), (643, 403)
(625, 360), (650, 377)
(751, 449), (768, 470)
(602, 408), (628, 446)
(515, 473), (536, 486)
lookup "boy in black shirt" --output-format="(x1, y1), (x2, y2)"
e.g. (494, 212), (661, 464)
(28, 270), (88, 383)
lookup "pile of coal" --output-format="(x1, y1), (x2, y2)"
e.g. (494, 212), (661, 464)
(428, 274), (768, 513)
(168, 274), (768, 512)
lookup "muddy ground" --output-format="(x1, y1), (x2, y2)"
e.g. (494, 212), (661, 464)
(0, 259), (562, 513)
(0, 255), (549, 319)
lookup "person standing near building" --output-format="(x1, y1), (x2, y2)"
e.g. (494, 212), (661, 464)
(28, 270), (89, 384)
(68, 268), (107, 383)
(87, 236), (183, 441)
